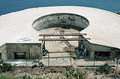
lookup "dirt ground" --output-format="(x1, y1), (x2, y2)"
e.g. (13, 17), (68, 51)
(2, 66), (120, 79)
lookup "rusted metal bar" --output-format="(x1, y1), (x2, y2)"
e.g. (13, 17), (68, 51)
(39, 33), (86, 36)
(39, 38), (90, 41)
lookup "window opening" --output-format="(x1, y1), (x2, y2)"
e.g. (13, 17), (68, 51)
(13, 51), (26, 59)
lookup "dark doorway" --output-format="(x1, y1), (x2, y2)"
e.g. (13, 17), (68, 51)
(95, 51), (110, 60)
(13, 51), (26, 59)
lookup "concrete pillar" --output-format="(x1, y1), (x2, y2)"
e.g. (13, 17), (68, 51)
(110, 51), (115, 59)
(90, 51), (94, 59)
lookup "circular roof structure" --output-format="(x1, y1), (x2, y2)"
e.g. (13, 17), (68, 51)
(0, 6), (120, 49)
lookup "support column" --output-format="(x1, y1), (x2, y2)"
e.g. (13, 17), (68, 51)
(90, 51), (94, 59)
(110, 51), (115, 59)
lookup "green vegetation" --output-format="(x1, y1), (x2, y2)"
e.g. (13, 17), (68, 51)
(1, 62), (120, 79)
(116, 11), (120, 15)
(0, 74), (65, 79)
(0, 74), (17, 79)
(0, 59), (14, 72)
(95, 63), (111, 74)
(66, 67), (86, 79)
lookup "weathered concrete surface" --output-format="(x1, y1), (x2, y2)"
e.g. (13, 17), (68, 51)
(0, 6), (120, 49)
(79, 40), (112, 59)
(33, 13), (89, 31)
(2, 43), (42, 59)
(0, 44), (7, 59)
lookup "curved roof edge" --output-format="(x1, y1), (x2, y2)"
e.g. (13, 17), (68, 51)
(0, 6), (120, 49)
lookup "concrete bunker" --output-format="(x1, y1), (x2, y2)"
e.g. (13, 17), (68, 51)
(32, 13), (89, 31)
(0, 12), (119, 61)
(32, 13), (90, 58)
(0, 43), (42, 60)
(76, 39), (120, 59)
(32, 13), (119, 60)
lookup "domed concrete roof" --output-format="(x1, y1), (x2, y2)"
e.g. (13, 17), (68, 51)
(0, 6), (120, 49)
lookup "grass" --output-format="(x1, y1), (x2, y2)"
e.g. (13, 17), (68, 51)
(0, 73), (17, 79)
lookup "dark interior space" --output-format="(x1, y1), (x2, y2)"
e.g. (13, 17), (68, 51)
(94, 51), (111, 60)
(95, 51), (110, 57)
(13, 51), (26, 59)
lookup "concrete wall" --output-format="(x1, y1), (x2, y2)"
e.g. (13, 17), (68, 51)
(91, 44), (111, 51)
(5, 43), (42, 59)
(78, 39), (114, 59)
(32, 13), (89, 31)
(78, 40), (91, 56)
(90, 44), (112, 59)
(0, 44), (7, 60)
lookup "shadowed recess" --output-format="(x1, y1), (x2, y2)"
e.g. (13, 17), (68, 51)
(32, 13), (89, 31)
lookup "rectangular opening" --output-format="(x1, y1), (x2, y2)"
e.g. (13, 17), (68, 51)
(94, 51), (110, 60)
(13, 51), (26, 59)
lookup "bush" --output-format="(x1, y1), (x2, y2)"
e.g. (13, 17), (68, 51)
(0, 59), (13, 72)
(2, 63), (13, 72)
(0, 74), (17, 79)
(66, 68), (85, 79)
(96, 63), (111, 74)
